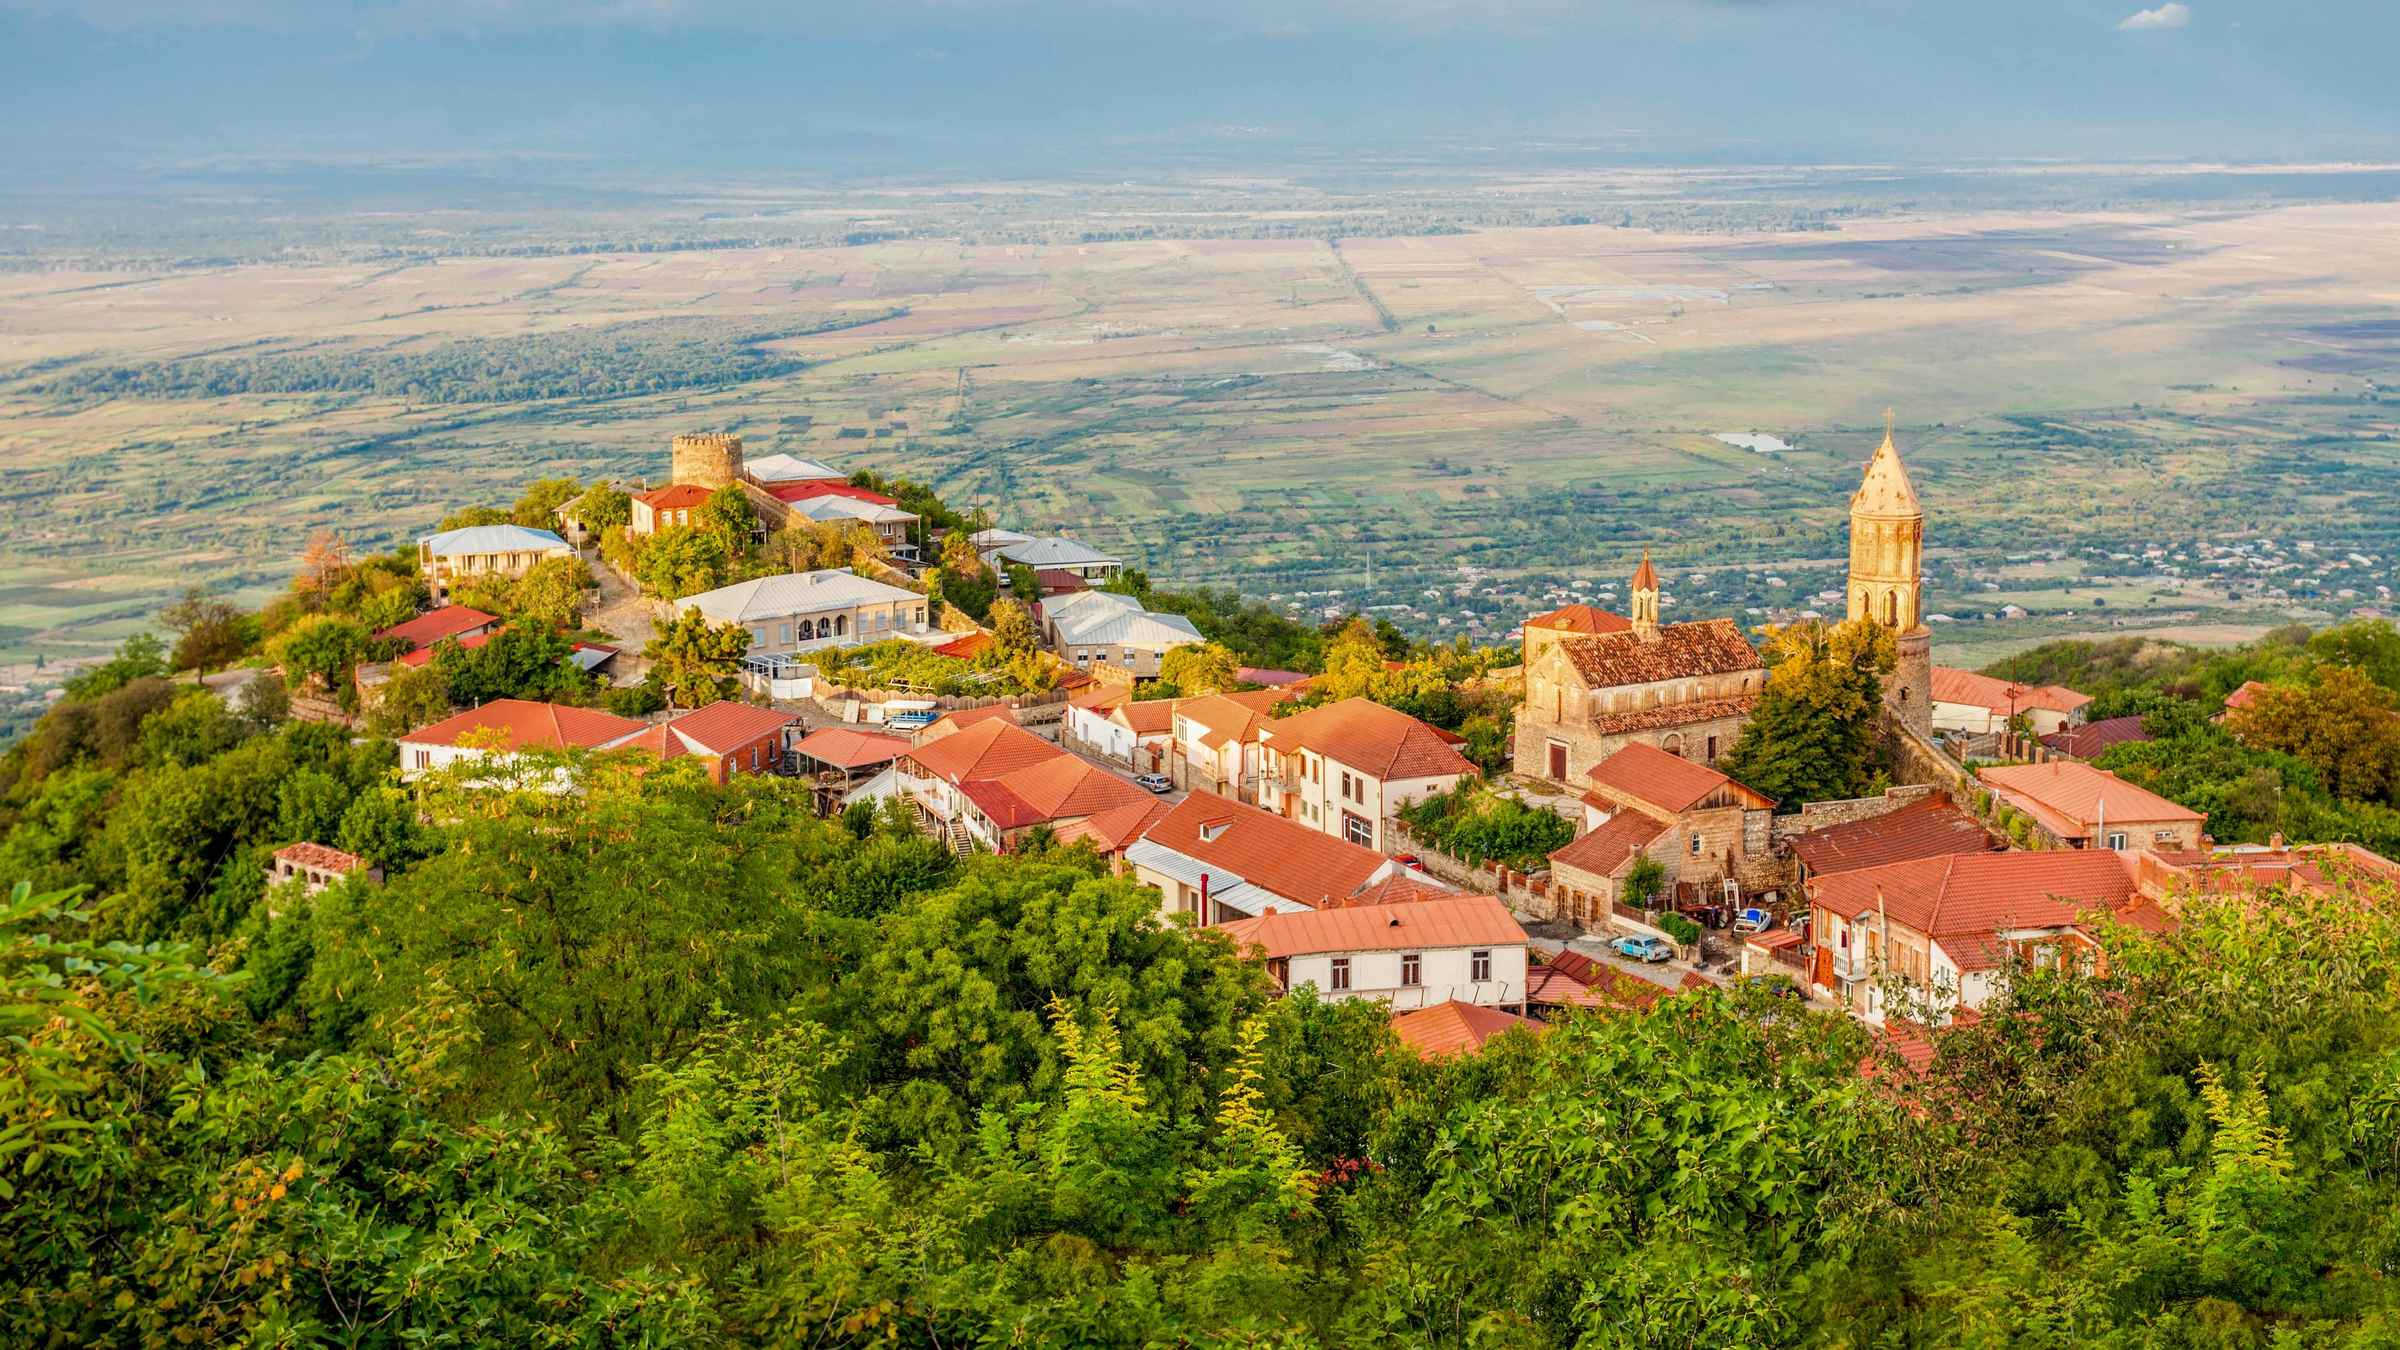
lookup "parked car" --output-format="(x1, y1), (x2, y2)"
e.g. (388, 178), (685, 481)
(1733, 907), (1774, 934)
(1394, 854), (1427, 873)
(1134, 772), (1174, 794)
(1609, 934), (1675, 964)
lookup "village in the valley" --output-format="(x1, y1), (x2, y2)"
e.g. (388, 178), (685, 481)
(271, 417), (2396, 1062)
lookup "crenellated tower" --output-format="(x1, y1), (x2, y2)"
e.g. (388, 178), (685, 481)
(671, 432), (745, 490)
(1848, 410), (1933, 736)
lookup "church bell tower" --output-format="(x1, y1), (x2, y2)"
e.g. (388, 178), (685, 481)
(1629, 549), (1661, 641)
(1848, 410), (1932, 736)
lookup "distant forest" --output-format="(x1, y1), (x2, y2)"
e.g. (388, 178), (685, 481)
(23, 315), (890, 404)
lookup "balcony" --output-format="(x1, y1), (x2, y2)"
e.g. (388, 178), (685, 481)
(1829, 949), (1870, 984)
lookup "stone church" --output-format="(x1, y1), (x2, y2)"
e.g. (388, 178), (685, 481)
(1513, 415), (1933, 783)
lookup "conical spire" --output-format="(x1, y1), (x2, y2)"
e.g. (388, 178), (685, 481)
(1631, 547), (1658, 592)
(1852, 408), (1921, 517)
(1629, 548), (1661, 640)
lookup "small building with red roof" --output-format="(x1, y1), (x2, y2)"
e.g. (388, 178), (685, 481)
(896, 717), (1157, 855)
(614, 700), (798, 782)
(1256, 697), (1476, 852)
(1930, 666), (2093, 737)
(1213, 891), (1530, 1012)
(1519, 602), (1632, 667)
(1545, 743), (1776, 931)
(2039, 713), (2154, 761)
(1977, 760), (2206, 851)
(374, 604), (499, 653)
(630, 483), (715, 536)
(1169, 688), (1298, 801)
(397, 698), (651, 781)
(1126, 793), (1440, 924)
(1805, 849), (2151, 1022)
(1785, 792), (2001, 883)
(265, 842), (380, 897)
(1391, 1000), (1546, 1059)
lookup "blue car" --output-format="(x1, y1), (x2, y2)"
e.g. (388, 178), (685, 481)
(1610, 934), (1675, 964)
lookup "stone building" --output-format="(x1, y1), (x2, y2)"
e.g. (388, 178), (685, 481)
(1511, 553), (1765, 783)
(1544, 744), (1777, 930)
(671, 432), (745, 490)
(1850, 410), (1933, 737)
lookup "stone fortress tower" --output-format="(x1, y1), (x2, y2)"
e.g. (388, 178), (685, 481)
(1848, 410), (1933, 738)
(671, 432), (745, 490)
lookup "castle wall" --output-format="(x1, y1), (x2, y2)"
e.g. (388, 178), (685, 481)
(672, 433), (744, 490)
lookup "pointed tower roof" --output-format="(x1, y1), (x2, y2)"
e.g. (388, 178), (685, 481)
(1631, 548), (1658, 591)
(1852, 409), (1922, 518)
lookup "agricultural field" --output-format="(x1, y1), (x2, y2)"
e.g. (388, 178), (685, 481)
(4, 164), (2400, 678)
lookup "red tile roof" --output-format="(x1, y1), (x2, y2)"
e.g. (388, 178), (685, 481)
(1237, 666), (1313, 687)
(639, 483), (716, 510)
(1977, 761), (2205, 838)
(1391, 1001), (1545, 1059)
(1348, 874), (1458, 907)
(904, 718), (1061, 785)
(1053, 797), (1173, 854)
(273, 842), (369, 874)
(1524, 964), (1611, 1009)
(1931, 666), (2092, 716)
(928, 703), (1019, 735)
(1034, 568), (1092, 594)
(1787, 795), (2000, 876)
(1174, 690), (1292, 750)
(1588, 693), (1760, 736)
(1548, 810), (1668, 878)
(1262, 697), (1475, 781)
(1808, 850), (2141, 971)
(663, 700), (798, 755)
(766, 481), (900, 506)
(1585, 742), (1770, 814)
(790, 725), (911, 771)
(1112, 699), (1181, 736)
(397, 630), (493, 667)
(1525, 603), (1632, 636)
(1630, 551), (1659, 592)
(375, 605), (498, 652)
(965, 754), (1156, 831)
(2139, 842), (2400, 898)
(1558, 619), (1761, 688)
(401, 699), (649, 752)
(2040, 714), (2153, 759)
(1541, 949), (1669, 1009)
(1141, 794), (1396, 907)
(931, 631), (996, 659)
(2223, 680), (2269, 712)
(1214, 892), (1526, 959)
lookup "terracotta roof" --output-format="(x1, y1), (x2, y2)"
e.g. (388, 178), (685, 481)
(1175, 690), (1290, 750)
(397, 630), (493, 667)
(1788, 796), (2000, 876)
(966, 754), (1156, 830)
(1525, 603), (1632, 636)
(790, 725), (911, 770)
(1112, 698), (1182, 736)
(1139, 795), (1394, 907)
(1391, 1001), (1545, 1059)
(1548, 810), (1667, 878)
(2040, 714), (2153, 759)
(1558, 619), (1761, 688)
(401, 699), (648, 752)
(1745, 929), (1806, 951)
(1588, 693), (1760, 736)
(639, 483), (715, 510)
(931, 631), (996, 659)
(766, 481), (900, 507)
(1034, 568), (1092, 594)
(903, 718), (1062, 785)
(2223, 680), (2270, 712)
(1214, 892), (1525, 959)
(273, 842), (368, 874)
(1978, 761), (2205, 838)
(2141, 842), (2400, 898)
(662, 700), (798, 755)
(1808, 850), (2141, 972)
(1542, 949), (1668, 1009)
(1347, 874), (1458, 907)
(1237, 666), (1313, 687)
(1630, 550), (1658, 591)
(1261, 697), (1475, 781)
(375, 605), (498, 652)
(1585, 742), (1769, 814)
(929, 703), (1019, 735)
(1930, 667), (2092, 717)
(1524, 964), (1611, 1009)
(1053, 798), (1173, 854)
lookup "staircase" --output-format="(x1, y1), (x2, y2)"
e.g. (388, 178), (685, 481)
(943, 817), (975, 856)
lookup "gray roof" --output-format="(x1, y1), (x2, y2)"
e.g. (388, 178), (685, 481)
(419, 524), (572, 557)
(993, 536), (1121, 569)
(1052, 599), (1203, 650)
(788, 495), (915, 526)
(746, 453), (846, 483)
(680, 569), (925, 624)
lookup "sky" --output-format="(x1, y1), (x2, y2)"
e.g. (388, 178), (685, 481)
(2, 0), (2394, 179)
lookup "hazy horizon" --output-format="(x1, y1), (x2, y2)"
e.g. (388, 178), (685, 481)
(5, 0), (2398, 184)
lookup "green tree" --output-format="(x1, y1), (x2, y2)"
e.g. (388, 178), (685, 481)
(1315, 617), (1388, 701)
(365, 660), (452, 737)
(645, 608), (749, 709)
(633, 523), (731, 599)
(2228, 664), (2400, 803)
(510, 554), (590, 628)
(990, 596), (1039, 657)
(266, 614), (371, 699)
(1159, 641), (1240, 696)
(697, 483), (759, 556)
(510, 475), (582, 529)
(1719, 617), (1894, 810)
(61, 633), (168, 700)
(159, 587), (249, 671)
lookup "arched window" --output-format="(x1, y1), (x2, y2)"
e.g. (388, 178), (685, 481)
(835, 614), (848, 636)
(1885, 592), (1898, 627)
(1661, 733), (1684, 758)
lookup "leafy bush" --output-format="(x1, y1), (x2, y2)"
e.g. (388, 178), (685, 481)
(1396, 783), (1570, 869)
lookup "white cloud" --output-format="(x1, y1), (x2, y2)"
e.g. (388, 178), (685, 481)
(2117, 3), (2191, 31)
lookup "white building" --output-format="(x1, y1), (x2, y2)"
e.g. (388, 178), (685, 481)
(1213, 892), (1530, 1012)
(416, 524), (576, 602)
(396, 699), (650, 784)
(1042, 590), (1203, 676)
(1127, 793), (1442, 924)
(984, 535), (1124, 582)
(1255, 697), (1477, 851)
(677, 570), (934, 656)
